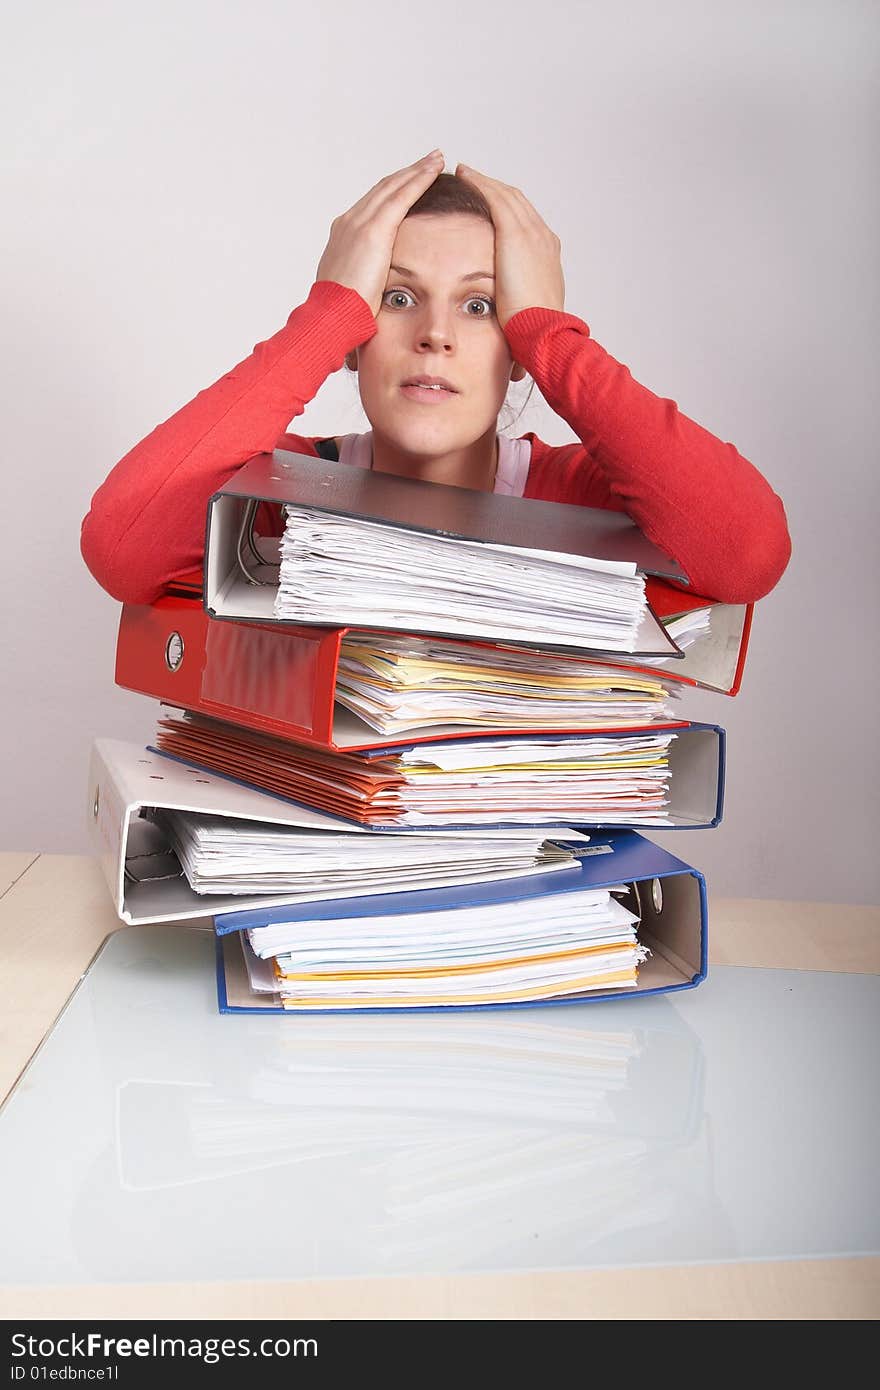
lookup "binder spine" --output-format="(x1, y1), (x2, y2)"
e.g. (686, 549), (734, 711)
(714, 726), (726, 826)
(87, 741), (131, 916)
(115, 598), (208, 714)
(201, 618), (342, 744)
(116, 599), (347, 747)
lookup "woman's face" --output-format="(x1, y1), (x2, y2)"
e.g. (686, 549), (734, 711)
(351, 213), (519, 458)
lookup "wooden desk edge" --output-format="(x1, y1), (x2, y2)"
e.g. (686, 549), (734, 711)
(0, 1257), (877, 1321)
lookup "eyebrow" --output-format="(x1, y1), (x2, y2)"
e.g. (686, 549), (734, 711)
(389, 263), (495, 283)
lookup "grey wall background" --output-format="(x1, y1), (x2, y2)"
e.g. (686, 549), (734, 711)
(2, 0), (878, 902)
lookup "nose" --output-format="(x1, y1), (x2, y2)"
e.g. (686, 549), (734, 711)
(414, 303), (456, 353)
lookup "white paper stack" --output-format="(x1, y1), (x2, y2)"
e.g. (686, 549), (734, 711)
(381, 732), (677, 827)
(274, 507), (651, 652)
(335, 632), (678, 735)
(240, 886), (646, 1010)
(155, 711), (678, 828)
(154, 711), (675, 828)
(153, 809), (583, 898)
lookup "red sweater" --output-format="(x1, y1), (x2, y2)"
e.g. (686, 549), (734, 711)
(80, 280), (791, 606)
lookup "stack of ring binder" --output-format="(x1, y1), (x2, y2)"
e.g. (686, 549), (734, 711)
(90, 448), (754, 1014)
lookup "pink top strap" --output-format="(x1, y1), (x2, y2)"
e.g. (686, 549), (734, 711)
(494, 435), (531, 496)
(337, 431), (531, 498)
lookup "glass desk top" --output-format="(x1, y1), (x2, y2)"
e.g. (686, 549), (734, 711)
(0, 925), (877, 1285)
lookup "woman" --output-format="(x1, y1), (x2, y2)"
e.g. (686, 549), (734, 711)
(80, 150), (791, 605)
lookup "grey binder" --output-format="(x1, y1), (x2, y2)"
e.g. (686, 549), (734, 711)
(203, 450), (689, 660)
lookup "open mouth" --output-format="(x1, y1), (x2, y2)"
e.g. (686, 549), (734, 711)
(400, 381), (459, 402)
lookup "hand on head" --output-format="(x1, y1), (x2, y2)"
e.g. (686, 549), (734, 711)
(314, 153), (559, 480)
(315, 151), (445, 317)
(454, 163), (565, 328)
(316, 153), (565, 331)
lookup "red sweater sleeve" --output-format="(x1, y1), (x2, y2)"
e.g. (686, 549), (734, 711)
(80, 280), (377, 604)
(504, 308), (791, 603)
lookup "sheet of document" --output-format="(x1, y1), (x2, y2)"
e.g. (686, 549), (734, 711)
(238, 886), (647, 1009)
(335, 633), (678, 734)
(154, 808), (588, 898)
(273, 506), (667, 654)
(155, 713), (678, 829)
(246, 887), (634, 957)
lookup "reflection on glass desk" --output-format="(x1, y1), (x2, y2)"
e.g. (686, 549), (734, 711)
(0, 925), (877, 1286)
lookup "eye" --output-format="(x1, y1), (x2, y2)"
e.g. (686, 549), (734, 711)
(382, 288), (416, 309)
(464, 296), (495, 318)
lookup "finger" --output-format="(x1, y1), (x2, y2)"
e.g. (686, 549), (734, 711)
(373, 151), (444, 195)
(456, 163), (514, 195)
(458, 164), (537, 216)
(346, 166), (442, 232)
(455, 163), (522, 209)
(457, 165), (531, 229)
(347, 153), (443, 219)
(459, 165), (548, 232)
(372, 158), (446, 221)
